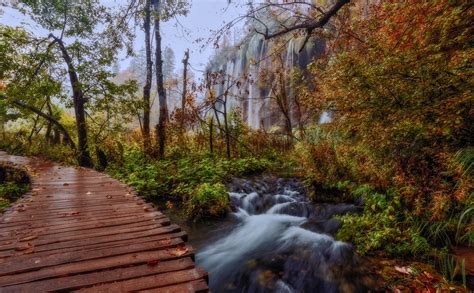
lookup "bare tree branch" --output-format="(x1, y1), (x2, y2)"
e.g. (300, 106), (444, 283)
(255, 0), (350, 41)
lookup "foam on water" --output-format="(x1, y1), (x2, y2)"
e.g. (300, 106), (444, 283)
(196, 177), (363, 292)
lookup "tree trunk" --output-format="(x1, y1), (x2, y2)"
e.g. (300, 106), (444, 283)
(142, 0), (152, 153)
(209, 116), (214, 155)
(294, 95), (305, 139)
(45, 97), (53, 143)
(181, 49), (189, 129)
(277, 68), (293, 147)
(223, 81), (231, 159)
(153, 0), (168, 158)
(28, 114), (41, 145)
(50, 34), (93, 167)
(53, 128), (60, 144)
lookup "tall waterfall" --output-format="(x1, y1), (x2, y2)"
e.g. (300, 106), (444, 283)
(206, 33), (326, 129)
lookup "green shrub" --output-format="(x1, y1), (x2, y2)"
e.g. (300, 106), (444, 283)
(0, 164), (30, 212)
(336, 186), (431, 257)
(0, 182), (29, 202)
(187, 183), (229, 219)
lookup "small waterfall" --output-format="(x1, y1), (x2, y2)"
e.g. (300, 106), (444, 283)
(285, 39), (295, 69)
(196, 177), (365, 293)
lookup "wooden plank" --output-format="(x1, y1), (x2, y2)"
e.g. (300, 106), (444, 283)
(0, 211), (163, 230)
(0, 231), (187, 259)
(0, 218), (171, 246)
(0, 224), (181, 252)
(0, 212), (165, 234)
(75, 268), (207, 292)
(1, 258), (196, 293)
(0, 247), (195, 286)
(1, 228), (185, 256)
(7, 201), (146, 213)
(0, 208), (158, 225)
(0, 237), (185, 276)
(138, 279), (209, 293)
(5, 207), (154, 221)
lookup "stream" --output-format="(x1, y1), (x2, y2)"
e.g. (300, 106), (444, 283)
(167, 176), (369, 292)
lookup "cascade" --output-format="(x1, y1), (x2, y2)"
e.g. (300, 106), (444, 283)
(195, 176), (366, 292)
(206, 33), (326, 130)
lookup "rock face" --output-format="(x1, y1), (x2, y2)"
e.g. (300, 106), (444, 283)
(206, 0), (378, 130)
(206, 33), (326, 130)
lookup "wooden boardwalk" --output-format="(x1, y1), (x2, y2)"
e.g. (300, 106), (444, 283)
(0, 151), (208, 292)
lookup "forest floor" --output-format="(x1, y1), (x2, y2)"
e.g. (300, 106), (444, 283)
(359, 255), (472, 292)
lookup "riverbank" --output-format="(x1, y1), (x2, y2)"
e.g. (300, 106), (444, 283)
(162, 175), (471, 292)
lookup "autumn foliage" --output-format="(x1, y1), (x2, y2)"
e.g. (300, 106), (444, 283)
(301, 0), (473, 217)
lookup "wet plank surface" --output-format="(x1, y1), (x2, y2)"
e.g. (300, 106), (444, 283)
(0, 151), (208, 292)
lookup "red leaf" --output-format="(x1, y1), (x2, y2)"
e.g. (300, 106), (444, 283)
(147, 259), (160, 266)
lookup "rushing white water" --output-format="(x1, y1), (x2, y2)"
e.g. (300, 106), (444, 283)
(196, 177), (364, 292)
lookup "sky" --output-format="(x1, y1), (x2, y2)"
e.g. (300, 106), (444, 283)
(122, 0), (248, 75)
(0, 0), (249, 79)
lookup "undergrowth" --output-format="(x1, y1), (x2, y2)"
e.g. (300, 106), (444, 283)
(0, 164), (30, 212)
(106, 144), (277, 220)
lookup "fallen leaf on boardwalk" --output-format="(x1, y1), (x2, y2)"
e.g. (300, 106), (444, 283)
(394, 266), (413, 275)
(20, 235), (38, 242)
(147, 259), (160, 266)
(158, 239), (172, 245)
(168, 246), (189, 257)
(15, 243), (32, 251)
(23, 248), (35, 254)
(86, 191), (92, 195)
